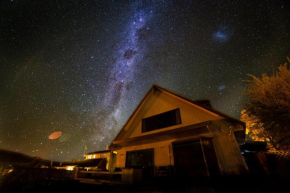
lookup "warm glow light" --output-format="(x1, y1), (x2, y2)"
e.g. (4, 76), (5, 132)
(2, 168), (13, 176)
(66, 166), (74, 171)
(113, 151), (117, 154)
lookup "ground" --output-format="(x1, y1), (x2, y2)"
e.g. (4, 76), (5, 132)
(1, 173), (290, 193)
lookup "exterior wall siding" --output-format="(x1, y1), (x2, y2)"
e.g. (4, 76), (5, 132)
(84, 153), (108, 160)
(211, 120), (248, 175)
(115, 121), (248, 175)
(127, 90), (222, 138)
(111, 87), (247, 175)
(115, 140), (175, 168)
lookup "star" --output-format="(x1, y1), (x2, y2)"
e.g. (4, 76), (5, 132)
(0, 0), (289, 161)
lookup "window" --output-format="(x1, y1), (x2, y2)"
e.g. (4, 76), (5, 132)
(142, 108), (181, 132)
(126, 149), (154, 168)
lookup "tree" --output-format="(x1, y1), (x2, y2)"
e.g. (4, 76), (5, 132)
(242, 57), (290, 150)
(241, 110), (270, 144)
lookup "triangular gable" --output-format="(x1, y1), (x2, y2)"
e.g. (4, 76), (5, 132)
(110, 85), (244, 147)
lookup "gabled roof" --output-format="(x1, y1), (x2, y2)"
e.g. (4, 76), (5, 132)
(152, 85), (244, 125)
(110, 84), (245, 147)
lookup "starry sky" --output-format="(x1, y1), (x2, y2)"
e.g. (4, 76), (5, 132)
(0, 0), (289, 161)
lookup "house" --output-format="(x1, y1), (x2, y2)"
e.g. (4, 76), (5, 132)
(83, 150), (117, 171)
(108, 85), (248, 179)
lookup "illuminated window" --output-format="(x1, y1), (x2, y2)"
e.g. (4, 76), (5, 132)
(142, 108), (181, 132)
(88, 155), (92, 159)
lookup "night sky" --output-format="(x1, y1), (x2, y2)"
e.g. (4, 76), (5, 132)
(0, 0), (289, 161)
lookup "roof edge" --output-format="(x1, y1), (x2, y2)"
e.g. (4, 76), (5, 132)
(109, 84), (245, 149)
(153, 84), (245, 127)
(109, 85), (156, 148)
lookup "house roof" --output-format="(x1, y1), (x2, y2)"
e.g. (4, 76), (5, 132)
(62, 158), (105, 167)
(112, 121), (212, 147)
(153, 85), (244, 125)
(84, 150), (111, 155)
(110, 84), (245, 147)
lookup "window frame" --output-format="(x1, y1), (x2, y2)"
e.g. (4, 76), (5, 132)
(142, 108), (182, 133)
(125, 148), (154, 168)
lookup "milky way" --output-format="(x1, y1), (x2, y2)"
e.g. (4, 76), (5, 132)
(0, 0), (289, 161)
(89, 6), (154, 148)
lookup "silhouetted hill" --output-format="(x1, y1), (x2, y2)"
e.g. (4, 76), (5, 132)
(0, 149), (35, 163)
(0, 149), (59, 167)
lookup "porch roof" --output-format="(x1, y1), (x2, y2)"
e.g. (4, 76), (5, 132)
(111, 121), (213, 147)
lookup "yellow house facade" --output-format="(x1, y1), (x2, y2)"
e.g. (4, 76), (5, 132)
(109, 85), (248, 178)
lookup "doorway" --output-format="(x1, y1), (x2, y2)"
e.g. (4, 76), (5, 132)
(173, 138), (220, 178)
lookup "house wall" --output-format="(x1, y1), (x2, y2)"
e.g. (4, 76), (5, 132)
(115, 140), (175, 168)
(211, 120), (248, 175)
(119, 89), (223, 140)
(111, 87), (247, 175)
(115, 121), (248, 175)
(84, 152), (109, 160)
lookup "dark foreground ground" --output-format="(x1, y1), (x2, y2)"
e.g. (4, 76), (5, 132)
(1, 174), (290, 193)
